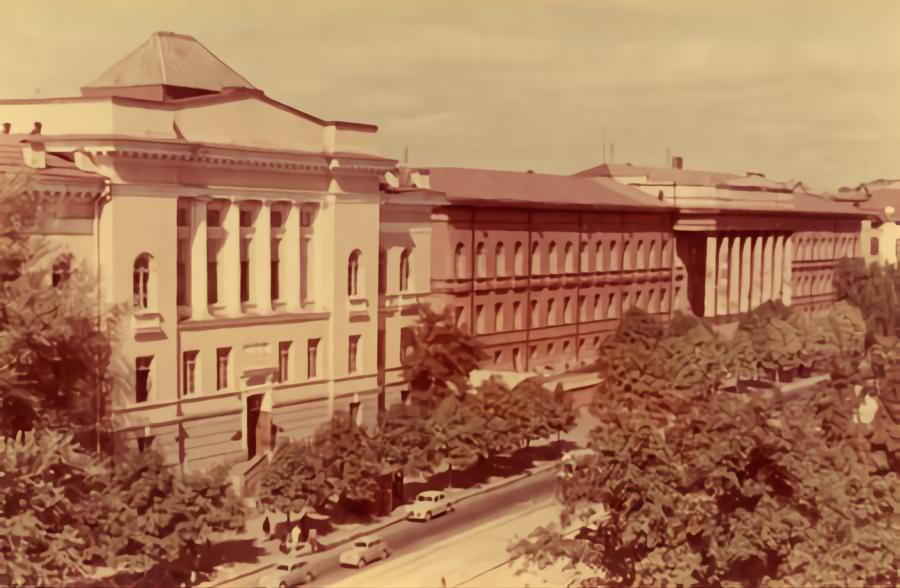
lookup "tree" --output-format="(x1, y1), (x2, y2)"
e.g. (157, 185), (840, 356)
(0, 172), (116, 445)
(376, 401), (441, 478)
(401, 304), (487, 409)
(0, 430), (109, 587)
(512, 342), (900, 587)
(258, 441), (337, 525)
(834, 257), (896, 338)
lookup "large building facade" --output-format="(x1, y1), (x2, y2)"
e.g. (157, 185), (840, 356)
(0, 33), (873, 475)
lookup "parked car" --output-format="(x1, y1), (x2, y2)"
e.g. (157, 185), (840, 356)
(338, 535), (391, 568)
(260, 557), (323, 588)
(407, 490), (454, 521)
(558, 448), (597, 479)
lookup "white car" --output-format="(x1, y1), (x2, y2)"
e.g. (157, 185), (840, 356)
(338, 535), (391, 569)
(259, 557), (323, 587)
(407, 490), (454, 521)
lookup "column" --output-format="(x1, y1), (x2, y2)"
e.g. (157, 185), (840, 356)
(773, 235), (784, 302)
(782, 236), (793, 306)
(254, 200), (272, 313)
(762, 234), (774, 302)
(703, 235), (717, 317)
(189, 198), (209, 319)
(222, 198), (242, 316)
(283, 202), (301, 311)
(739, 236), (752, 313)
(750, 235), (763, 309)
(728, 236), (741, 314)
(716, 235), (729, 316)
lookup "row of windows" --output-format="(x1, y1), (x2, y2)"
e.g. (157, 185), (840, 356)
(458, 287), (672, 333)
(793, 272), (835, 297)
(489, 335), (606, 371)
(794, 235), (857, 261)
(454, 237), (670, 279)
(133, 337), (367, 403)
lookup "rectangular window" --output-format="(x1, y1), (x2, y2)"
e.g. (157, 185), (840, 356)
(216, 347), (230, 391)
(240, 209), (253, 227)
(206, 209), (221, 227)
(135, 356), (152, 403)
(177, 207), (188, 227)
(183, 351), (198, 396)
(137, 436), (154, 453)
(348, 335), (360, 374)
(271, 259), (280, 301)
(207, 261), (218, 304)
(177, 241), (187, 306)
(278, 341), (291, 383)
(271, 210), (283, 228)
(240, 260), (250, 302)
(307, 339), (319, 379)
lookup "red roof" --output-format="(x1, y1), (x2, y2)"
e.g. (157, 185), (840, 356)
(426, 167), (671, 212)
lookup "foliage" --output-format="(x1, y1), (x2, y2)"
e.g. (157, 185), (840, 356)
(834, 257), (896, 338)
(401, 304), (487, 409)
(376, 401), (440, 478)
(513, 375), (900, 588)
(313, 412), (385, 503)
(0, 172), (116, 443)
(0, 430), (108, 587)
(258, 441), (337, 521)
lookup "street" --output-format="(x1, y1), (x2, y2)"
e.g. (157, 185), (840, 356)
(219, 469), (557, 588)
(325, 498), (574, 588)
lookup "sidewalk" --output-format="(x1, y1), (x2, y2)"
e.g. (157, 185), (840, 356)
(201, 410), (597, 588)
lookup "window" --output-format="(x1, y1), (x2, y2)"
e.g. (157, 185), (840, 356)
(176, 207), (188, 227)
(307, 339), (320, 379)
(513, 301), (522, 329)
(208, 257), (219, 305)
(271, 239), (280, 301)
(563, 297), (572, 323)
(548, 242), (558, 273)
(454, 243), (466, 279)
(348, 249), (361, 296)
(475, 304), (485, 333)
(494, 303), (503, 332)
(595, 242), (604, 272)
(531, 242), (541, 274)
(135, 356), (152, 403)
(271, 209), (283, 228)
(607, 292), (617, 318)
(301, 208), (312, 227)
(475, 242), (487, 277)
(870, 237), (879, 256)
(635, 240), (644, 269)
(547, 299), (556, 325)
(579, 295), (587, 321)
(278, 341), (290, 383)
(399, 248), (412, 292)
(564, 242), (574, 273)
(579, 242), (588, 273)
(400, 327), (415, 363)
(513, 242), (524, 275)
(206, 208), (221, 227)
(622, 291), (631, 312)
(348, 335), (360, 374)
(133, 254), (151, 309)
(495, 242), (506, 276)
(239, 209), (253, 228)
(378, 248), (387, 295)
(493, 350), (502, 364)
(530, 300), (539, 327)
(51, 255), (71, 287)
(454, 306), (464, 327)
(647, 240), (656, 268)
(240, 240), (250, 303)
(594, 294), (601, 320)
(216, 348), (230, 391)
(183, 351), (198, 396)
(137, 436), (154, 453)
(609, 241), (619, 270)
(176, 241), (187, 306)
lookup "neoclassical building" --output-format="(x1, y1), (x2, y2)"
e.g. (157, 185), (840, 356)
(0, 32), (873, 478)
(0, 32), (438, 475)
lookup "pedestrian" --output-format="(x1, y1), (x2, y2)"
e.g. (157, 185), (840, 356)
(291, 523), (302, 551)
(262, 513), (271, 540)
(309, 528), (320, 553)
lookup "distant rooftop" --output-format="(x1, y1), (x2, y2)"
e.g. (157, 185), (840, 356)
(81, 31), (256, 101)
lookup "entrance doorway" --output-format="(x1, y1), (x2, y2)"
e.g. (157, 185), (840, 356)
(246, 394), (271, 460)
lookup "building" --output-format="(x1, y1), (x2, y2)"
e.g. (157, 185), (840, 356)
(0, 32), (440, 477)
(830, 180), (900, 266)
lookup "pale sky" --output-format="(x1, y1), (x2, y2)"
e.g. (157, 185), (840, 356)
(2, 0), (899, 191)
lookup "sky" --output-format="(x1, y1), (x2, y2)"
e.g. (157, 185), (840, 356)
(2, 0), (899, 191)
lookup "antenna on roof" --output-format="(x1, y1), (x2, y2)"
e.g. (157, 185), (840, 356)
(403, 146), (409, 165)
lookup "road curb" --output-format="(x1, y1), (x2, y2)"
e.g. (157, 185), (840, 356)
(206, 462), (558, 587)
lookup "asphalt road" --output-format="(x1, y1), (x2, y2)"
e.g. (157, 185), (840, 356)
(229, 469), (557, 588)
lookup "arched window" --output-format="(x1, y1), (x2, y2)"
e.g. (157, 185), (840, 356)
(609, 241), (619, 270)
(647, 240), (656, 268)
(564, 242), (575, 273)
(547, 298), (556, 325)
(513, 242), (524, 275)
(476, 242), (487, 277)
(647, 288), (657, 313)
(347, 250), (362, 296)
(595, 242), (604, 272)
(52, 254), (72, 287)
(622, 240), (631, 270)
(660, 239), (670, 265)
(580, 242), (589, 273)
(495, 242), (507, 277)
(594, 293), (601, 320)
(513, 301), (522, 329)
(133, 254), (151, 309)
(531, 242), (541, 275)
(494, 303), (503, 332)
(622, 291), (631, 312)
(548, 242), (558, 274)
(634, 240), (644, 269)
(454, 243), (466, 278)
(399, 248), (412, 292)
(607, 292), (617, 318)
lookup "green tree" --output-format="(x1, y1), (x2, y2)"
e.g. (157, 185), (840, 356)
(834, 257), (896, 338)
(0, 172), (115, 445)
(401, 304), (487, 409)
(0, 430), (109, 587)
(258, 441), (337, 524)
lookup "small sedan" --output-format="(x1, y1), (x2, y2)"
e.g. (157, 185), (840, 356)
(338, 535), (391, 569)
(407, 490), (454, 521)
(260, 557), (322, 588)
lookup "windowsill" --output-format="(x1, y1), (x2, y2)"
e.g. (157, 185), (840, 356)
(132, 311), (164, 336)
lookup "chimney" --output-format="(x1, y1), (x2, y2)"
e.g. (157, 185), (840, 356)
(398, 167), (412, 187)
(2, 123), (9, 134)
(671, 156), (684, 170)
(30, 121), (42, 135)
